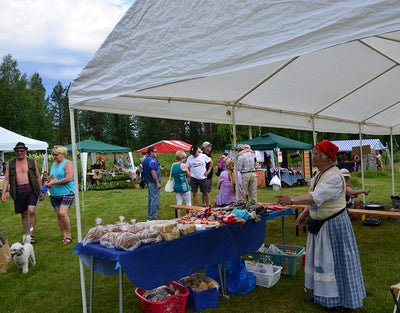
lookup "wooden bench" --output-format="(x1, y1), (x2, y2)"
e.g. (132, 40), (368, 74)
(169, 204), (204, 218)
(347, 208), (400, 219)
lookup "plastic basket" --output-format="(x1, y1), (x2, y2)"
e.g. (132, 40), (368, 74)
(135, 282), (189, 313)
(244, 261), (282, 288)
(253, 243), (305, 276)
(185, 286), (219, 312)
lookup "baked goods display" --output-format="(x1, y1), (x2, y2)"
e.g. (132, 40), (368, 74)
(180, 273), (219, 291)
(99, 232), (118, 248)
(82, 218), (108, 246)
(114, 232), (141, 251)
(136, 229), (162, 244)
(82, 203), (269, 250)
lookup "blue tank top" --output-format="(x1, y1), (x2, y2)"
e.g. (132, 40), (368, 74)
(172, 163), (189, 193)
(50, 159), (75, 196)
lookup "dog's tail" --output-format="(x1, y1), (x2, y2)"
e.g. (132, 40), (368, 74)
(22, 235), (31, 244)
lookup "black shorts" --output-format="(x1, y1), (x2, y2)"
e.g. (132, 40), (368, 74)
(14, 184), (37, 214)
(190, 177), (208, 194)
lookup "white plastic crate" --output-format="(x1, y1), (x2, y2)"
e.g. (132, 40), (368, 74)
(245, 260), (282, 288)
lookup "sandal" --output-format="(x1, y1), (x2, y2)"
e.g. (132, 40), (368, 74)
(30, 236), (36, 244)
(61, 238), (65, 243)
(63, 237), (72, 245)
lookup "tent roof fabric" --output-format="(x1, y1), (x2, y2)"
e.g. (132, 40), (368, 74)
(59, 140), (131, 154)
(0, 126), (48, 153)
(134, 140), (192, 153)
(225, 133), (313, 150)
(69, 0), (400, 135)
(331, 139), (387, 152)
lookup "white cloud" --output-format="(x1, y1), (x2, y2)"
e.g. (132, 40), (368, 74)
(0, 0), (133, 82)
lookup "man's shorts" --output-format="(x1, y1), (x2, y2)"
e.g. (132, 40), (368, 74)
(190, 177), (208, 194)
(14, 184), (38, 214)
(50, 192), (75, 209)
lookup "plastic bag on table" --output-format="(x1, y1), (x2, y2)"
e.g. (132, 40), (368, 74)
(99, 232), (118, 248)
(82, 219), (107, 246)
(114, 232), (141, 251)
(136, 228), (162, 245)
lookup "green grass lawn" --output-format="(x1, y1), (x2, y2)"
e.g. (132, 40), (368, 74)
(1, 170), (400, 313)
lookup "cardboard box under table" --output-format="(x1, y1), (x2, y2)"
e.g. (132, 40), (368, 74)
(74, 210), (295, 312)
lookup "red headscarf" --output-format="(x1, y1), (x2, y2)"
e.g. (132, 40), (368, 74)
(314, 140), (339, 162)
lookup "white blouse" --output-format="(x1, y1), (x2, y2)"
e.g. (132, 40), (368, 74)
(310, 171), (344, 207)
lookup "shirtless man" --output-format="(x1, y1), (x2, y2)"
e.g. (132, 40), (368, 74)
(1, 142), (43, 243)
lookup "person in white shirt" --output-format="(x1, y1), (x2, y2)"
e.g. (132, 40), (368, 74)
(186, 145), (212, 207)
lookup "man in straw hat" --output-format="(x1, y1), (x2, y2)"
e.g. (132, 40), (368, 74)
(276, 140), (366, 312)
(1, 142), (43, 243)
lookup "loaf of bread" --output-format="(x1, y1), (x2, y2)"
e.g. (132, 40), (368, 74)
(180, 273), (219, 291)
(82, 225), (107, 245)
(115, 232), (141, 251)
(179, 224), (196, 235)
(136, 229), (162, 244)
(99, 232), (118, 248)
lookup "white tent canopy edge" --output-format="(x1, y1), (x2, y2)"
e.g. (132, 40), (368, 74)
(68, 1), (400, 311)
(70, 0), (400, 135)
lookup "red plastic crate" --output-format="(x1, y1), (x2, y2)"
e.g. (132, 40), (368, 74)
(135, 282), (189, 313)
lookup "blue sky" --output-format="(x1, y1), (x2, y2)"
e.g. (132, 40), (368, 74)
(0, 0), (134, 95)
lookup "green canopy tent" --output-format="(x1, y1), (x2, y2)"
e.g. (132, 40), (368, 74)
(48, 139), (132, 154)
(226, 133), (313, 183)
(225, 132), (312, 151)
(48, 140), (133, 191)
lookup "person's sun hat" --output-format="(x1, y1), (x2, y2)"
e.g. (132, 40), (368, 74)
(190, 145), (199, 155)
(14, 142), (28, 151)
(237, 144), (245, 151)
(314, 140), (339, 162)
(340, 168), (350, 177)
(202, 141), (212, 148)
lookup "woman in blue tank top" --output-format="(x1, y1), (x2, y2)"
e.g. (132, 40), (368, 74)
(45, 145), (75, 245)
(171, 151), (191, 217)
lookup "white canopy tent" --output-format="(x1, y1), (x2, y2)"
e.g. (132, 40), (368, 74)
(68, 1), (400, 311)
(0, 127), (49, 172)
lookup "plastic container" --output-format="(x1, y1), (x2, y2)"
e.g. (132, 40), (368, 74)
(135, 282), (189, 313)
(391, 195), (400, 210)
(185, 286), (219, 312)
(253, 243), (305, 276)
(244, 261), (282, 288)
(275, 242), (306, 268)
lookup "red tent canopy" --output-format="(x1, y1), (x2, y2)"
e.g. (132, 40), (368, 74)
(134, 140), (192, 153)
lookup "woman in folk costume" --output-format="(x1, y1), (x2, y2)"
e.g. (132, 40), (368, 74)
(276, 140), (365, 312)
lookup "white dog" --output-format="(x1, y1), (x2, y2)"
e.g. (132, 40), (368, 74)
(10, 235), (36, 274)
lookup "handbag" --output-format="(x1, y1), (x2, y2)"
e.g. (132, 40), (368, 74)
(164, 164), (175, 193)
(0, 239), (11, 273)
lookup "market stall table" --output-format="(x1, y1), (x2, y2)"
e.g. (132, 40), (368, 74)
(271, 170), (304, 187)
(74, 209), (295, 313)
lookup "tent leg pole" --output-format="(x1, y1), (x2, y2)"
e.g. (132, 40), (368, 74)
(390, 130), (395, 195)
(90, 257), (94, 313)
(119, 267), (124, 313)
(70, 108), (87, 313)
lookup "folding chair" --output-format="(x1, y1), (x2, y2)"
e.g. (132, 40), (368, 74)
(391, 282), (400, 313)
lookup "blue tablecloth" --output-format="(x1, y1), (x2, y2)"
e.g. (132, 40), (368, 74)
(74, 209), (294, 289)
